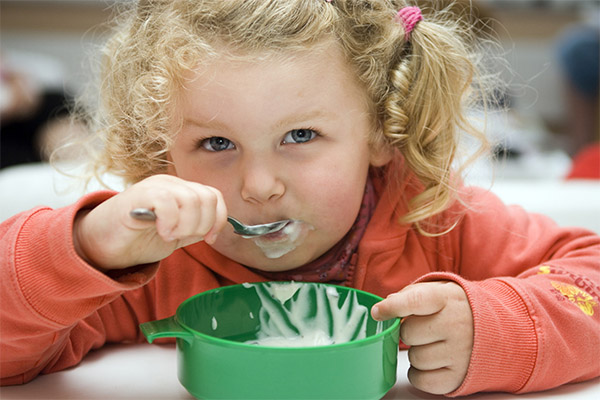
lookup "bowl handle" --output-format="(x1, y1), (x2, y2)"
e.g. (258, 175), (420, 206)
(140, 316), (194, 344)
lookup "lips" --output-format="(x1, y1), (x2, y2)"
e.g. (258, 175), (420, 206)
(258, 221), (293, 241)
(251, 220), (314, 259)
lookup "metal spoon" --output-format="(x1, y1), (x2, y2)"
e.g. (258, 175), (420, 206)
(129, 208), (290, 237)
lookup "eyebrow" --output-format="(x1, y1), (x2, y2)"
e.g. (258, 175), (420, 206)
(272, 110), (331, 129)
(182, 116), (228, 131)
(184, 109), (332, 132)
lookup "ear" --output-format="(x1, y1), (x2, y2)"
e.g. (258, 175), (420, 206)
(369, 133), (394, 167)
(369, 146), (394, 167)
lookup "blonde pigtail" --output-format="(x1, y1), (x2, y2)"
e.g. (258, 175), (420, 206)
(383, 8), (485, 234)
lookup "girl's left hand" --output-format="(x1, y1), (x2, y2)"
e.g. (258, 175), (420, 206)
(371, 281), (473, 395)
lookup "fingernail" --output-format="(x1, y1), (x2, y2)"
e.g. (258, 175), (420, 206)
(205, 232), (217, 244)
(162, 230), (176, 242)
(371, 305), (381, 320)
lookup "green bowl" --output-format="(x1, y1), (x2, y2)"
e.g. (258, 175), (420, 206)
(140, 281), (400, 399)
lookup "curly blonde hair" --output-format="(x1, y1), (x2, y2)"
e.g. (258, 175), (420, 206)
(84, 0), (495, 232)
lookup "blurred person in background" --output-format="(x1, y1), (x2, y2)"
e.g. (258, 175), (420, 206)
(0, 53), (83, 168)
(556, 25), (600, 179)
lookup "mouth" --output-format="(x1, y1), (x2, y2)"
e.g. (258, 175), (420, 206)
(258, 221), (293, 241)
(238, 219), (293, 239)
(251, 220), (315, 259)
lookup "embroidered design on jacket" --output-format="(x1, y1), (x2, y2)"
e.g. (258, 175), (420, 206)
(550, 281), (597, 316)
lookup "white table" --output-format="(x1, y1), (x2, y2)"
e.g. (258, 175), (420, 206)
(1, 343), (598, 399)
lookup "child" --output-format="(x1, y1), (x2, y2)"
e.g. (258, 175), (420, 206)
(1, 0), (599, 397)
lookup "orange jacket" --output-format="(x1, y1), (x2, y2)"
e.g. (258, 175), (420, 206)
(1, 170), (599, 396)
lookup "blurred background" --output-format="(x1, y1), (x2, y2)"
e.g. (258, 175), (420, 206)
(1, 0), (599, 176)
(0, 0), (599, 230)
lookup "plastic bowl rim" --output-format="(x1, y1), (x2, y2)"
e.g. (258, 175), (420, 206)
(173, 281), (401, 351)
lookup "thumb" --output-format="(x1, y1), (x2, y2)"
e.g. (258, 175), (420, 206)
(371, 282), (448, 321)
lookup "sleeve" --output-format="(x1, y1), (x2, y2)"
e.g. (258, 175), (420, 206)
(418, 187), (600, 396)
(0, 191), (159, 385)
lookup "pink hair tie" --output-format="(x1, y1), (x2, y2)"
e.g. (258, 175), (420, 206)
(395, 6), (423, 41)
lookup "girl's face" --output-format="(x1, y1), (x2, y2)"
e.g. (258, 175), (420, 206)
(168, 44), (390, 271)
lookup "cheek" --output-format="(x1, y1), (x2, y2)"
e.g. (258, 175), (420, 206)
(168, 152), (218, 185)
(298, 162), (369, 230)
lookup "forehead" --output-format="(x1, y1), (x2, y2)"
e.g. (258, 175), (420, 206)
(176, 42), (371, 121)
(186, 38), (354, 85)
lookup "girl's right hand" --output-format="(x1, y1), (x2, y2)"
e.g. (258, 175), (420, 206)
(73, 174), (228, 271)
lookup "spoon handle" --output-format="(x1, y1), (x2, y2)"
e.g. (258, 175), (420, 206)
(128, 208), (279, 237)
(130, 208), (240, 229)
(130, 208), (158, 221)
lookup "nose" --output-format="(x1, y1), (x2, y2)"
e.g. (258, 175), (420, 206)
(239, 156), (285, 204)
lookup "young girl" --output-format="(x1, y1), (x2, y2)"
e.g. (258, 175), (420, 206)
(1, 0), (599, 397)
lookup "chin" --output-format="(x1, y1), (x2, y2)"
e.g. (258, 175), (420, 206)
(241, 251), (317, 272)
(224, 221), (329, 271)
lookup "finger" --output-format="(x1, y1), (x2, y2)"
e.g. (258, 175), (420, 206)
(167, 185), (220, 240)
(200, 186), (227, 244)
(407, 341), (452, 370)
(372, 282), (448, 321)
(400, 313), (446, 346)
(173, 235), (209, 249)
(407, 365), (463, 395)
(121, 178), (179, 232)
(145, 178), (224, 242)
(141, 191), (181, 240)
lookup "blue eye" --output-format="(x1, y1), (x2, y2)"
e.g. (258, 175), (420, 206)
(282, 129), (318, 144)
(200, 137), (235, 152)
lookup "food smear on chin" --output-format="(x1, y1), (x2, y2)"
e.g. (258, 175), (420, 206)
(251, 220), (314, 259)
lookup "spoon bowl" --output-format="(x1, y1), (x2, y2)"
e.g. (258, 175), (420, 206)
(129, 208), (291, 237)
(225, 216), (290, 237)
